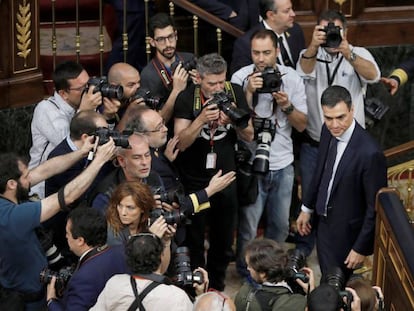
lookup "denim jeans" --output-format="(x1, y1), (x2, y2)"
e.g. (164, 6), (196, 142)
(295, 142), (319, 257)
(236, 164), (294, 276)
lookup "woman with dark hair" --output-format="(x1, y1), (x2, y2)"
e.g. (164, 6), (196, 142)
(106, 181), (170, 246)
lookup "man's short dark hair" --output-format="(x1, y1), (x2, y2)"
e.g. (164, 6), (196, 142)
(52, 61), (85, 92)
(244, 238), (289, 283)
(318, 10), (347, 30)
(125, 233), (163, 274)
(307, 283), (342, 311)
(259, 0), (276, 20)
(124, 105), (151, 133)
(196, 53), (227, 78)
(0, 153), (27, 194)
(68, 207), (107, 247)
(149, 13), (176, 38)
(70, 111), (104, 140)
(321, 85), (352, 110)
(251, 29), (279, 49)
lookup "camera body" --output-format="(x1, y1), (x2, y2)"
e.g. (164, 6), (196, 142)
(252, 117), (276, 175)
(129, 88), (164, 110)
(325, 267), (353, 311)
(39, 266), (74, 297)
(173, 246), (204, 287)
(286, 249), (309, 295)
(171, 58), (197, 73)
(364, 96), (389, 128)
(149, 208), (187, 226)
(321, 22), (342, 48)
(86, 77), (124, 100)
(256, 67), (283, 93)
(209, 91), (250, 129)
(95, 127), (131, 148)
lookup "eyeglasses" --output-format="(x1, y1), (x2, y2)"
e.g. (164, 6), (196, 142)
(142, 119), (166, 133)
(154, 33), (177, 44)
(68, 84), (87, 93)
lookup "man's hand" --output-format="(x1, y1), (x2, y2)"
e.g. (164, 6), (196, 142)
(172, 63), (189, 93)
(330, 37), (352, 60)
(205, 170), (236, 197)
(272, 91), (290, 110)
(296, 266), (315, 293)
(198, 100), (220, 124)
(80, 135), (95, 157)
(246, 71), (263, 94)
(46, 276), (57, 301)
(101, 97), (121, 120)
(310, 25), (326, 49)
(164, 135), (180, 162)
(380, 76), (399, 95)
(344, 249), (365, 270)
(193, 267), (209, 296)
(345, 287), (361, 311)
(296, 211), (312, 236)
(79, 85), (102, 111)
(93, 137), (117, 164)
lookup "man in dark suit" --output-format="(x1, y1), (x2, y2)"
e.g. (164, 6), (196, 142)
(230, 0), (305, 74)
(46, 208), (129, 311)
(296, 85), (387, 281)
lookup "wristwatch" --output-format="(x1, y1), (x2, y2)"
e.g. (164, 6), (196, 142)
(349, 50), (357, 63)
(282, 103), (294, 115)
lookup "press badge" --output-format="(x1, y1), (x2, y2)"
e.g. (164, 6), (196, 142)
(206, 152), (217, 169)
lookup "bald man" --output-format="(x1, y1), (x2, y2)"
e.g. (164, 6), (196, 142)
(193, 291), (236, 311)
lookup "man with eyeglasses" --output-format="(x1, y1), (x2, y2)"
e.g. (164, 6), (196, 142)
(140, 12), (196, 124)
(29, 61), (103, 199)
(294, 10), (380, 258)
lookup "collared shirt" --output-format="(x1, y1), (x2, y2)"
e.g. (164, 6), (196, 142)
(302, 119), (356, 214)
(262, 20), (293, 67)
(296, 46), (380, 142)
(231, 64), (307, 170)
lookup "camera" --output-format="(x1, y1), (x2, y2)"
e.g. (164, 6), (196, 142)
(86, 76), (124, 100)
(129, 88), (164, 110)
(286, 249), (309, 295)
(171, 58), (197, 73)
(364, 97), (389, 128)
(149, 208), (187, 226)
(209, 91), (250, 129)
(173, 246), (204, 287)
(256, 67), (284, 93)
(95, 127), (131, 148)
(35, 227), (65, 271)
(324, 267), (353, 311)
(321, 22), (342, 48)
(252, 117), (276, 175)
(39, 266), (74, 297)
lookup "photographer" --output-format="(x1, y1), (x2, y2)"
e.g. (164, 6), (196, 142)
(91, 232), (209, 310)
(0, 139), (115, 310)
(231, 29), (307, 278)
(307, 283), (362, 311)
(234, 238), (315, 311)
(174, 53), (254, 291)
(46, 208), (129, 310)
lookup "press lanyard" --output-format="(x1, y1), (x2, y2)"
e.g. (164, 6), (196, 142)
(325, 56), (344, 86)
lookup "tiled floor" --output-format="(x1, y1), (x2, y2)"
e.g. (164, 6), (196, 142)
(222, 242), (321, 299)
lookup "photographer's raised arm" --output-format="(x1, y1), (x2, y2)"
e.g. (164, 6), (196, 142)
(299, 25), (324, 74)
(39, 139), (116, 222)
(29, 136), (94, 186)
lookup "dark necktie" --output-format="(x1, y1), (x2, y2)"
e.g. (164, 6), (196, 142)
(278, 36), (293, 68)
(315, 138), (338, 215)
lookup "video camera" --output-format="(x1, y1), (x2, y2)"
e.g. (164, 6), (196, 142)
(208, 91), (250, 129)
(252, 117), (276, 175)
(95, 127), (132, 148)
(256, 66), (284, 94)
(129, 88), (164, 110)
(39, 266), (74, 297)
(321, 22), (342, 48)
(173, 246), (204, 287)
(85, 76), (124, 100)
(286, 249), (309, 295)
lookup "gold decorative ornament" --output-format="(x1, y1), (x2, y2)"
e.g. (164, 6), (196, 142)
(16, 0), (32, 67)
(333, 0), (347, 6)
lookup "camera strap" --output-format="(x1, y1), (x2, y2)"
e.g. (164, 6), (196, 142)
(325, 56), (344, 86)
(128, 276), (162, 311)
(151, 54), (185, 92)
(75, 244), (109, 271)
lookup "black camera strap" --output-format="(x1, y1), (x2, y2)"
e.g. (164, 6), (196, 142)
(75, 244), (109, 271)
(127, 274), (169, 311)
(325, 55), (344, 86)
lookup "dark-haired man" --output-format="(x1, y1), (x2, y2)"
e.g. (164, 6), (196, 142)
(0, 140), (116, 310)
(46, 208), (129, 310)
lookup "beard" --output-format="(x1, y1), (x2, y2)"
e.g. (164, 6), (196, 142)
(16, 181), (30, 202)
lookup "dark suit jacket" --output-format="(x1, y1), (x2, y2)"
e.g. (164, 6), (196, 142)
(230, 21), (305, 75)
(303, 123), (387, 268)
(49, 245), (129, 311)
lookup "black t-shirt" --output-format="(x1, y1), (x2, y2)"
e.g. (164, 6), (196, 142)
(174, 82), (249, 191)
